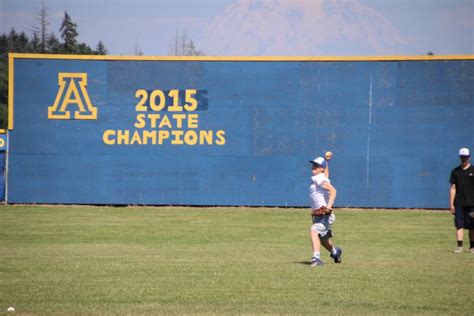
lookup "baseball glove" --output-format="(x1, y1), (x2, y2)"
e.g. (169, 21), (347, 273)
(311, 206), (332, 216)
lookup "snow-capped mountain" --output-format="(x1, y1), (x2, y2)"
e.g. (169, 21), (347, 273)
(199, 0), (407, 56)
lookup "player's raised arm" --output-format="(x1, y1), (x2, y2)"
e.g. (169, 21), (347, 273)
(324, 151), (332, 178)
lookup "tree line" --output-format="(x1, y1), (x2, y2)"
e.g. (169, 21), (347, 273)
(0, 3), (206, 130)
(0, 4), (108, 129)
(170, 31), (204, 56)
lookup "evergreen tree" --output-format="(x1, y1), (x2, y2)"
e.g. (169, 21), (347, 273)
(0, 35), (9, 128)
(4, 29), (29, 53)
(95, 41), (108, 55)
(47, 32), (62, 53)
(60, 11), (78, 53)
(6, 29), (18, 52)
(30, 32), (41, 52)
(17, 32), (30, 53)
(186, 40), (204, 56)
(0, 34), (9, 61)
(0, 61), (7, 105)
(76, 43), (93, 55)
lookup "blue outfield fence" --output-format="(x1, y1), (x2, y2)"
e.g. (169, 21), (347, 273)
(7, 54), (474, 208)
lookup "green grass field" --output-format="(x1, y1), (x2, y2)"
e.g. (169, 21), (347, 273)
(0, 205), (473, 315)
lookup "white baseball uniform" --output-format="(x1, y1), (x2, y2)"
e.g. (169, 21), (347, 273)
(309, 173), (335, 236)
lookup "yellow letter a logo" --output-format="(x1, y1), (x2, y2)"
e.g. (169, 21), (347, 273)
(48, 73), (98, 119)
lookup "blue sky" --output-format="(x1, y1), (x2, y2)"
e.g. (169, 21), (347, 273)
(0, 0), (472, 56)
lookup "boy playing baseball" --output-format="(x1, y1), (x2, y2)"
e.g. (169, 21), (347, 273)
(309, 156), (342, 266)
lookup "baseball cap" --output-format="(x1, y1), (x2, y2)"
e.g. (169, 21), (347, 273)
(459, 148), (470, 157)
(309, 157), (327, 169)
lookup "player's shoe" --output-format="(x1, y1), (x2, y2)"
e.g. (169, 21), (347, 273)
(310, 257), (324, 266)
(470, 248), (474, 254)
(454, 247), (463, 253)
(330, 247), (342, 263)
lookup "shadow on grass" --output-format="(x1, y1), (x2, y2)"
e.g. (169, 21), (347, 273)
(294, 261), (312, 265)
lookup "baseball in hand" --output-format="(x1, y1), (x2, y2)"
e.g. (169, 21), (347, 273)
(325, 151), (333, 161)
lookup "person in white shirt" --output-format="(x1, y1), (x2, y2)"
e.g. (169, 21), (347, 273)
(308, 156), (342, 266)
